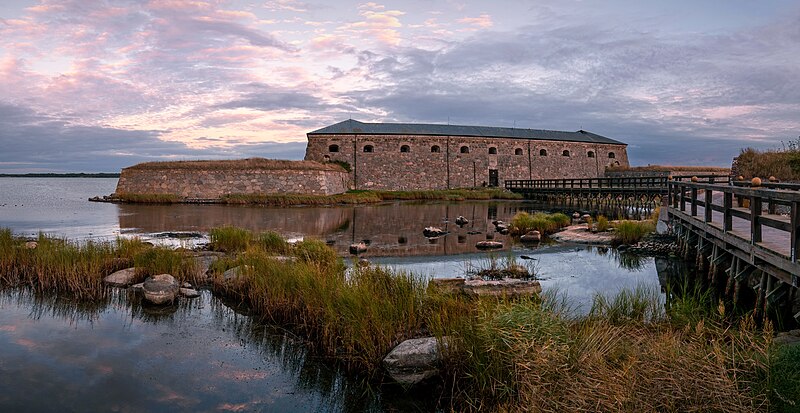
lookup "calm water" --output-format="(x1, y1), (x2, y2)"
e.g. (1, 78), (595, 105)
(0, 178), (671, 411)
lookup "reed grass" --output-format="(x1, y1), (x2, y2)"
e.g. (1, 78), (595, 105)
(219, 188), (521, 206)
(509, 211), (570, 235)
(596, 215), (610, 232)
(114, 192), (181, 203)
(209, 226), (253, 253)
(613, 220), (655, 245)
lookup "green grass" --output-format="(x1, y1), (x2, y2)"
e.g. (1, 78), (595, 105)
(114, 192), (181, 203)
(596, 215), (610, 232)
(209, 226), (253, 253)
(613, 220), (655, 245)
(509, 211), (571, 235)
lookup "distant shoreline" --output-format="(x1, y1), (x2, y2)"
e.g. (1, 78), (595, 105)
(0, 173), (120, 178)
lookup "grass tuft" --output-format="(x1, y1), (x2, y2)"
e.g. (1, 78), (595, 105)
(612, 220), (655, 245)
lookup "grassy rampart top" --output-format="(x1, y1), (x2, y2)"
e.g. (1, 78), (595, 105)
(122, 158), (345, 172)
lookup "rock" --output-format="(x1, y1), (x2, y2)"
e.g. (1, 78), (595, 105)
(581, 214), (591, 223)
(423, 226), (447, 238)
(572, 212), (581, 219)
(383, 337), (447, 385)
(455, 216), (469, 226)
(466, 230), (481, 235)
(428, 278), (466, 295)
(24, 241), (37, 249)
(520, 230), (541, 243)
(104, 267), (137, 287)
(349, 242), (368, 254)
(142, 274), (179, 305)
(131, 282), (144, 291)
(476, 241), (503, 249)
(182, 282), (192, 288)
(463, 278), (542, 298)
(223, 265), (251, 283)
(774, 329), (800, 346)
(179, 287), (200, 298)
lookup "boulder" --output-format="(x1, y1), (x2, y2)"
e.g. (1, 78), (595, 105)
(463, 278), (542, 298)
(142, 274), (179, 305)
(223, 265), (251, 283)
(25, 241), (37, 249)
(572, 212), (581, 219)
(104, 267), (137, 287)
(455, 216), (469, 226)
(428, 278), (466, 295)
(423, 226), (447, 238)
(349, 242), (368, 254)
(383, 337), (447, 385)
(131, 282), (144, 291)
(520, 230), (541, 243)
(179, 287), (200, 298)
(476, 241), (503, 249)
(581, 214), (591, 223)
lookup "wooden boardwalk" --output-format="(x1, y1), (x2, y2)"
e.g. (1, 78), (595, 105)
(507, 175), (800, 320)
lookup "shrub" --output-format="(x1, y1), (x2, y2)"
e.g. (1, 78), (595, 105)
(596, 215), (609, 232)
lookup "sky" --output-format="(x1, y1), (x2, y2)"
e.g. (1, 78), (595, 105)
(0, 0), (798, 173)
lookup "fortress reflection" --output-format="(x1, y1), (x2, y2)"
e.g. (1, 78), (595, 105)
(117, 201), (539, 257)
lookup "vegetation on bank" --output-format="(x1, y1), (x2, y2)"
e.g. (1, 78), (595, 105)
(114, 193), (182, 203)
(220, 188), (522, 206)
(606, 164), (731, 173)
(736, 138), (800, 182)
(612, 219), (656, 245)
(1, 226), (798, 411)
(508, 211), (571, 235)
(0, 229), (200, 300)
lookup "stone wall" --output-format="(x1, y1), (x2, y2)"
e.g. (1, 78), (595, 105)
(115, 160), (348, 199)
(305, 134), (629, 190)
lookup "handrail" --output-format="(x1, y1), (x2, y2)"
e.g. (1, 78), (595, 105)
(668, 180), (800, 263)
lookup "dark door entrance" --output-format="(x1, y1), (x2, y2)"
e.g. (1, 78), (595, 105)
(488, 169), (499, 187)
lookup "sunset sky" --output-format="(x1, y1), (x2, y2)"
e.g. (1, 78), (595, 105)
(1, 0), (798, 172)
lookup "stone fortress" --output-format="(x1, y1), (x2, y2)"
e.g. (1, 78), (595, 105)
(304, 120), (629, 191)
(114, 120), (629, 199)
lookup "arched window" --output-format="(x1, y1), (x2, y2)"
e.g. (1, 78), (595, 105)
(515, 148), (523, 156)
(431, 145), (441, 153)
(539, 149), (547, 156)
(363, 145), (373, 153)
(587, 151), (595, 158)
(328, 144), (339, 153)
(562, 150), (570, 157)
(400, 145), (410, 153)
(488, 147), (497, 154)
(460, 146), (470, 154)
(608, 152), (616, 159)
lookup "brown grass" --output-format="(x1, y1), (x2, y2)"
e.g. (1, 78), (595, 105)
(735, 148), (800, 182)
(122, 158), (345, 172)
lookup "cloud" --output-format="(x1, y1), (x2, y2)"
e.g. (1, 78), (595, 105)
(457, 13), (492, 30)
(263, 0), (310, 13)
(0, 103), (307, 173)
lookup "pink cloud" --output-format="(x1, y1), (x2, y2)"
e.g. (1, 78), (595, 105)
(457, 13), (493, 30)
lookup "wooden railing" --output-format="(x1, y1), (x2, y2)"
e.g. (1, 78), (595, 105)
(669, 180), (800, 265)
(505, 176), (668, 191)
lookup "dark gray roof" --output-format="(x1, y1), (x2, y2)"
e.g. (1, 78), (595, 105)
(308, 120), (626, 145)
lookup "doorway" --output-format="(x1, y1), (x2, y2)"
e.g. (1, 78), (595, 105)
(488, 169), (499, 187)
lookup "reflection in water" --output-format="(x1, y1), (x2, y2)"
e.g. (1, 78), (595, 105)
(0, 288), (412, 412)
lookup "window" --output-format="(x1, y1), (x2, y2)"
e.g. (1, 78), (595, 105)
(562, 150), (570, 157)
(587, 151), (595, 158)
(363, 145), (373, 153)
(488, 147), (497, 154)
(431, 145), (441, 153)
(328, 144), (339, 153)
(539, 149), (547, 156)
(515, 148), (523, 156)
(400, 145), (410, 153)
(608, 152), (616, 159)
(460, 146), (470, 154)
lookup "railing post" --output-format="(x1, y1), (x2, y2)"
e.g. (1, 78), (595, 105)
(691, 186), (698, 216)
(750, 194), (762, 244)
(723, 192), (732, 231)
(679, 184), (686, 212)
(704, 188), (712, 223)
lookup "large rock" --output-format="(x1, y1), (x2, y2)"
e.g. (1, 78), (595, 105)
(430, 278), (542, 298)
(383, 337), (447, 385)
(222, 265), (252, 283)
(423, 226), (447, 238)
(104, 267), (137, 287)
(142, 274), (179, 305)
(476, 241), (503, 249)
(520, 230), (541, 243)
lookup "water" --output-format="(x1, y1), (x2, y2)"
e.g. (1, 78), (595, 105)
(0, 178), (671, 411)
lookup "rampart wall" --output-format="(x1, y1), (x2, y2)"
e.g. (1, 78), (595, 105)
(305, 134), (629, 190)
(115, 160), (348, 199)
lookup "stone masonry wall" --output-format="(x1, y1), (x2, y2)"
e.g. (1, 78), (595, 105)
(115, 167), (349, 198)
(305, 134), (629, 190)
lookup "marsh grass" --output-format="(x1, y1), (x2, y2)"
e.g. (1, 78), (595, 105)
(133, 247), (199, 284)
(114, 193), (181, 203)
(220, 188), (521, 206)
(613, 220), (655, 245)
(209, 226), (252, 253)
(509, 211), (570, 235)
(596, 215), (610, 232)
